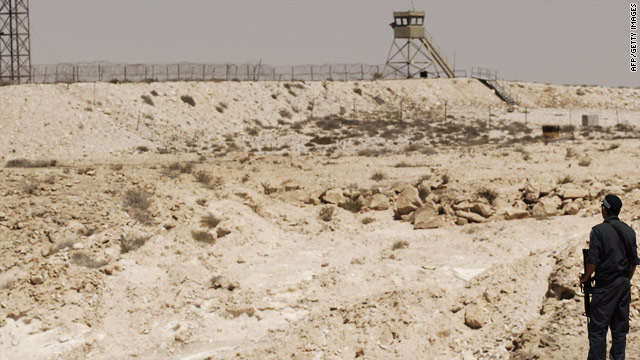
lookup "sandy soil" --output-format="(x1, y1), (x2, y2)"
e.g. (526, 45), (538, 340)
(1, 78), (640, 359)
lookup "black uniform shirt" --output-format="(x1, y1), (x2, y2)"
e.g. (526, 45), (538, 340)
(586, 216), (640, 284)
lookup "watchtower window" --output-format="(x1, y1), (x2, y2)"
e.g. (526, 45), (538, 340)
(411, 17), (417, 25)
(417, 17), (423, 25)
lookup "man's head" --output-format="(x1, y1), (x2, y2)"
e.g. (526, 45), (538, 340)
(601, 194), (622, 218)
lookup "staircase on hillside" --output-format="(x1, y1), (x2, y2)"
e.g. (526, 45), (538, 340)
(471, 67), (516, 105)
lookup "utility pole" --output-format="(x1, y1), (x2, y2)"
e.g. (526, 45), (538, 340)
(0, 0), (32, 84)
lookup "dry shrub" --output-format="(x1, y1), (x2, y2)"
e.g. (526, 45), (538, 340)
(141, 95), (154, 106)
(361, 217), (375, 225)
(120, 234), (151, 254)
(392, 240), (409, 250)
(608, 143), (620, 151)
(339, 198), (363, 213)
(5, 159), (56, 168)
(137, 145), (150, 153)
(558, 175), (574, 184)
(22, 177), (39, 195)
(309, 136), (335, 145)
(151, 90), (159, 96)
(353, 88), (363, 95)
(192, 230), (216, 244)
(421, 147), (437, 155)
(71, 252), (107, 268)
(279, 109), (293, 119)
(578, 158), (592, 167)
(124, 189), (152, 210)
(566, 148), (577, 158)
(196, 198), (207, 206)
(261, 182), (278, 195)
(476, 188), (498, 204)
(181, 95), (196, 106)
(370, 172), (386, 181)
(404, 143), (423, 152)
(201, 214), (221, 229)
(165, 161), (194, 175)
(319, 206), (334, 222)
(111, 164), (124, 171)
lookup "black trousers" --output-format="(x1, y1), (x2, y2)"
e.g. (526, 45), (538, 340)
(588, 276), (631, 360)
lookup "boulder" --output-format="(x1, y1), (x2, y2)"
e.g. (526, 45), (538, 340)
(561, 188), (588, 199)
(395, 186), (422, 215)
(523, 182), (540, 202)
(456, 217), (469, 226)
(414, 203), (442, 229)
(505, 207), (529, 220)
(532, 196), (562, 217)
(369, 194), (390, 211)
(464, 304), (487, 329)
(455, 210), (486, 223)
(470, 203), (494, 218)
(563, 201), (581, 215)
(322, 188), (345, 205)
(453, 201), (472, 211)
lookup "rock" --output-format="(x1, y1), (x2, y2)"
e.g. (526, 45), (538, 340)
(561, 188), (588, 199)
(369, 194), (389, 211)
(453, 201), (472, 211)
(532, 196), (562, 217)
(455, 210), (486, 223)
(564, 201), (581, 215)
(505, 207), (529, 220)
(414, 203), (442, 229)
(30, 275), (44, 285)
(216, 228), (231, 238)
(401, 212), (415, 223)
(539, 180), (555, 196)
(470, 203), (494, 218)
(523, 182), (540, 202)
(322, 188), (345, 205)
(456, 217), (468, 226)
(464, 304), (487, 329)
(67, 220), (85, 234)
(395, 186), (422, 215)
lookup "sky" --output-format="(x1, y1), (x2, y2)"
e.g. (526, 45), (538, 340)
(28, 0), (639, 87)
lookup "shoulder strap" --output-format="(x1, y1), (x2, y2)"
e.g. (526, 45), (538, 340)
(606, 221), (634, 265)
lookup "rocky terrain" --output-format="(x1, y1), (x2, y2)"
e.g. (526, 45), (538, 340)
(0, 78), (640, 359)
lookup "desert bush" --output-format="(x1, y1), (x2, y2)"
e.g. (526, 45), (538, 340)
(71, 252), (107, 268)
(137, 145), (150, 153)
(339, 198), (363, 213)
(151, 90), (159, 96)
(120, 234), (151, 254)
(310, 136), (335, 145)
(22, 177), (39, 195)
(279, 109), (293, 119)
(392, 240), (409, 250)
(370, 172), (386, 181)
(194, 170), (212, 185)
(476, 188), (498, 204)
(558, 175), (574, 184)
(361, 217), (375, 225)
(141, 95), (154, 106)
(441, 174), (450, 185)
(5, 159), (56, 168)
(404, 143), (423, 152)
(181, 95), (196, 107)
(192, 230), (216, 244)
(578, 158), (592, 167)
(319, 206), (334, 222)
(196, 198), (207, 206)
(246, 127), (260, 136)
(418, 187), (429, 201)
(421, 147), (437, 155)
(261, 182), (278, 195)
(124, 188), (152, 210)
(216, 106), (224, 113)
(608, 143), (620, 150)
(110, 164), (124, 171)
(201, 214), (222, 229)
(353, 88), (363, 95)
(166, 161), (194, 174)
(566, 148), (577, 158)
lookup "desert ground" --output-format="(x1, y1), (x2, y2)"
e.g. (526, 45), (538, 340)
(1, 78), (640, 359)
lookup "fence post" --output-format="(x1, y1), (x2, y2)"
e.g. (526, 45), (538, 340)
(361, 65), (364, 80)
(166, 65), (169, 81)
(43, 67), (47, 83)
(329, 65), (332, 80)
(344, 64), (347, 81)
(291, 66), (294, 81)
(124, 66), (127, 82)
(310, 66), (313, 81)
(145, 67), (148, 80)
(73, 66), (76, 82)
(226, 64), (230, 81)
(177, 65), (180, 81)
(273, 67), (276, 81)
(202, 64), (206, 81)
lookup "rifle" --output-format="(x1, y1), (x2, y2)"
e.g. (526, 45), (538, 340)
(581, 248), (593, 325)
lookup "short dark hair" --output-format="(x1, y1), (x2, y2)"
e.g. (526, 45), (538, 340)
(602, 203), (621, 216)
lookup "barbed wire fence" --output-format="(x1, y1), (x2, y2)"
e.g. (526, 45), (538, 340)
(27, 63), (407, 84)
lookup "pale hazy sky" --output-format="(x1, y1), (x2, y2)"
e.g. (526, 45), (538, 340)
(30, 0), (639, 87)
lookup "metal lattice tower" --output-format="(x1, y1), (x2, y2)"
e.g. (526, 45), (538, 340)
(383, 11), (455, 79)
(0, 0), (31, 84)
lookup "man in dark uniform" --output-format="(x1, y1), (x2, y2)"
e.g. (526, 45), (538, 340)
(580, 194), (640, 360)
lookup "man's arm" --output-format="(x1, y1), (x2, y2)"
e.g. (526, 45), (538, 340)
(631, 265), (636, 280)
(581, 263), (597, 284)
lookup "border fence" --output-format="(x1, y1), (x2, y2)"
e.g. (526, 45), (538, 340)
(23, 62), (468, 84)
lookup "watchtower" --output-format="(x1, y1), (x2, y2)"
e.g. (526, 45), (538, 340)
(0, 0), (31, 84)
(383, 11), (455, 79)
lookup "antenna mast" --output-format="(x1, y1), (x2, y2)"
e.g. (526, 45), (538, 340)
(0, 0), (32, 84)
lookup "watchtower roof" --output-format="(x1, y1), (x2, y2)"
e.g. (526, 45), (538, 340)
(393, 11), (425, 18)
